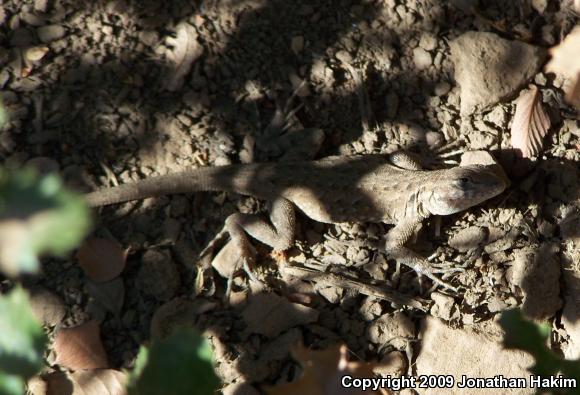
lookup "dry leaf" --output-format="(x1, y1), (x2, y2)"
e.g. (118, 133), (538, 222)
(511, 85), (550, 158)
(265, 344), (388, 395)
(54, 320), (109, 370)
(45, 369), (127, 395)
(76, 238), (127, 282)
(545, 27), (580, 107)
(163, 22), (203, 91)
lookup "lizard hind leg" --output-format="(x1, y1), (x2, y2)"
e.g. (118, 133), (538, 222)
(214, 197), (296, 280)
(226, 197), (296, 252)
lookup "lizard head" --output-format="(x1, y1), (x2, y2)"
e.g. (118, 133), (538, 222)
(425, 165), (508, 216)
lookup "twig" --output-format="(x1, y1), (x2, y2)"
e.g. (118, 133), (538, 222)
(279, 262), (431, 311)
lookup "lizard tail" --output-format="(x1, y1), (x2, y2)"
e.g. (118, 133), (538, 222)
(84, 166), (246, 207)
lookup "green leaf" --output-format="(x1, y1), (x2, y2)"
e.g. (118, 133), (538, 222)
(0, 287), (46, 388)
(127, 329), (219, 395)
(0, 372), (24, 395)
(500, 309), (580, 386)
(0, 168), (91, 276)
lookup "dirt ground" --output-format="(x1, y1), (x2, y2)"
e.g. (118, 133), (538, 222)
(1, 0), (580, 394)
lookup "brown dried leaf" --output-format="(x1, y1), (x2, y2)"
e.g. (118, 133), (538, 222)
(54, 320), (109, 370)
(163, 22), (203, 91)
(76, 238), (127, 282)
(545, 27), (580, 107)
(45, 369), (127, 395)
(510, 85), (550, 158)
(264, 344), (388, 395)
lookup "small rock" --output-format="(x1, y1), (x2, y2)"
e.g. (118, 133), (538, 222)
(138, 30), (159, 47)
(416, 317), (534, 389)
(531, 0), (548, 14)
(412, 47), (432, 70)
(34, 0), (49, 12)
(222, 383), (260, 395)
(484, 106), (507, 128)
(21, 11), (46, 27)
(29, 287), (66, 326)
(367, 312), (414, 349)
(359, 297), (383, 321)
(291, 35), (304, 54)
(242, 293), (318, 338)
(561, 250), (580, 359)
(10, 28), (34, 47)
(419, 33), (437, 51)
(318, 285), (343, 304)
(459, 150), (501, 167)
(450, 31), (546, 115)
(136, 250), (180, 302)
(335, 50), (352, 63)
(434, 81), (451, 96)
(373, 351), (407, 377)
(448, 226), (488, 252)
(430, 292), (455, 321)
(510, 244), (561, 320)
(37, 25), (66, 43)
(425, 131), (444, 148)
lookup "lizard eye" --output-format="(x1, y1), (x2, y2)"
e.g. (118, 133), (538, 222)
(458, 177), (470, 185)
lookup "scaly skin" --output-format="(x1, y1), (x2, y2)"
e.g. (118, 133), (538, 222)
(85, 153), (508, 291)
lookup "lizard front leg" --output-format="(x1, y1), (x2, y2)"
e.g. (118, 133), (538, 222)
(384, 219), (458, 292)
(212, 197), (296, 279)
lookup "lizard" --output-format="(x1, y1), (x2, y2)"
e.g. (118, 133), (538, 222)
(85, 152), (508, 291)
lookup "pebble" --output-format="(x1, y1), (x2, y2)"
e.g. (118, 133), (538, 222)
(412, 47), (432, 70)
(21, 11), (46, 27)
(37, 24), (66, 43)
(450, 31), (546, 115)
(367, 312), (414, 349)
(430, 292), (455, 321)
(434, 81), (451, 96)
(425, 131), (444, 148)
(9, 28), (34, 47)
(136, 250), (180, 302)
(419, 33), (437, 51)
(29, 287), (66, 326)
(34, 0), (49, 12)
(138, 30), (159, 47)
(335, 50), (352, 63)
(448, 226), (488, 252)
(291, 35), (304, 54)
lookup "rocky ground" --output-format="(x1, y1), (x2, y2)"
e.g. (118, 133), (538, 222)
(1, 0), (579, 394)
